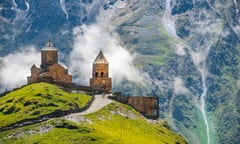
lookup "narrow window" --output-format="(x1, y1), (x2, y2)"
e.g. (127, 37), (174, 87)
(101, 72), (104, 77)
(95, 72), (98, 77)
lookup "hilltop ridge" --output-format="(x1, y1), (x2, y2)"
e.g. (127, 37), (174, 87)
(0, 82), (187, 144)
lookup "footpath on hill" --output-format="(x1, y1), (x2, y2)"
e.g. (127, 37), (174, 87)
(0, 94), (112, 132)
(64, 94), (113, 123)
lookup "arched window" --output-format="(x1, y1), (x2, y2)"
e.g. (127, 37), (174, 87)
(101, 72), (104, 77)
(95, 72), (98, 77)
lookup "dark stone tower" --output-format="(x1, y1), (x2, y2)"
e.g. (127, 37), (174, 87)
(41, 40), (58, 68)
(90, 50), (112, 93)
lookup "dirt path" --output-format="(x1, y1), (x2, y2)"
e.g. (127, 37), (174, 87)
(64, 94), (113, 123)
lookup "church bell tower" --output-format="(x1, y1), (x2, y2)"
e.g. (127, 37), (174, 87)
(90, 51), (112, 93)
(41, 40), (58, 68)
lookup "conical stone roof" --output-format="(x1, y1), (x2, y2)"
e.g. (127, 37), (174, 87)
(93, 50), (108, 64)
(42, 40), (57, 51)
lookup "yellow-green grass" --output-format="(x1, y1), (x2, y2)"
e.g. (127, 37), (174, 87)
(0, 120), (116, 144)
(84, 103), (187, 144)
(0, 103), (187, 144)
(0, 82), (91, 128)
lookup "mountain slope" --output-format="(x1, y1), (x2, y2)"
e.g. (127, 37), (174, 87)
(0, 84), (187, 144)
(0, 0), (239, 143)
(0, 104), (187, 144)
(107, 1), (240, 143)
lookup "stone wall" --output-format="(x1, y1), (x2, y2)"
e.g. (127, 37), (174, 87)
(28, 64), (72, 84)
(41, 50), (58, 68)
(90, 77), (112, 93)
(110, 95), (159, 119)
(40, 64), (72, 83)
(127, 97), (159, 117)
(90, 63), (112, 93)
(92, 63), (109, 78)
(27, 65), (41, 83)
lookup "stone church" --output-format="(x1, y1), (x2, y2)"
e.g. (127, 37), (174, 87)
(90, 51), (112, 92)
(27, 40), (72, 84)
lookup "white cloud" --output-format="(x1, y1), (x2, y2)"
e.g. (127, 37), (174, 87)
(0, 46), (40, 92)
(174, 77), (190, 95)
(69, 24), (144, 86)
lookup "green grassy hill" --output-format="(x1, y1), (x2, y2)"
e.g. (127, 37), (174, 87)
(0, 82), (92, 128)
(0, 83), (187, 144)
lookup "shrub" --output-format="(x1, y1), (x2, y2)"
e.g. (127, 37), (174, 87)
(3, 105), (16, 114)
(0, 107), (4, 112)
(35, 93), (42, 96)
(47, 103), (58, 107)
(32, 111), (41, 115)
(23, 101), (31, 106)
(6, 99), (13, 103)
(54, 120), (79, 129)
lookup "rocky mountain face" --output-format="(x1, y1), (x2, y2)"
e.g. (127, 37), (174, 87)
(0, 0), (239, 143)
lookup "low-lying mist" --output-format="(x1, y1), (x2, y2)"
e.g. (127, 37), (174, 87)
(0, 47), (40, 92)
(69, 24), (145, 86)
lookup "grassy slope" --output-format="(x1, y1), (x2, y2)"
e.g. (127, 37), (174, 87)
(85, 103), (187, 144)
(0, 103), (187, 144)
(0, 82), (91, 128)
